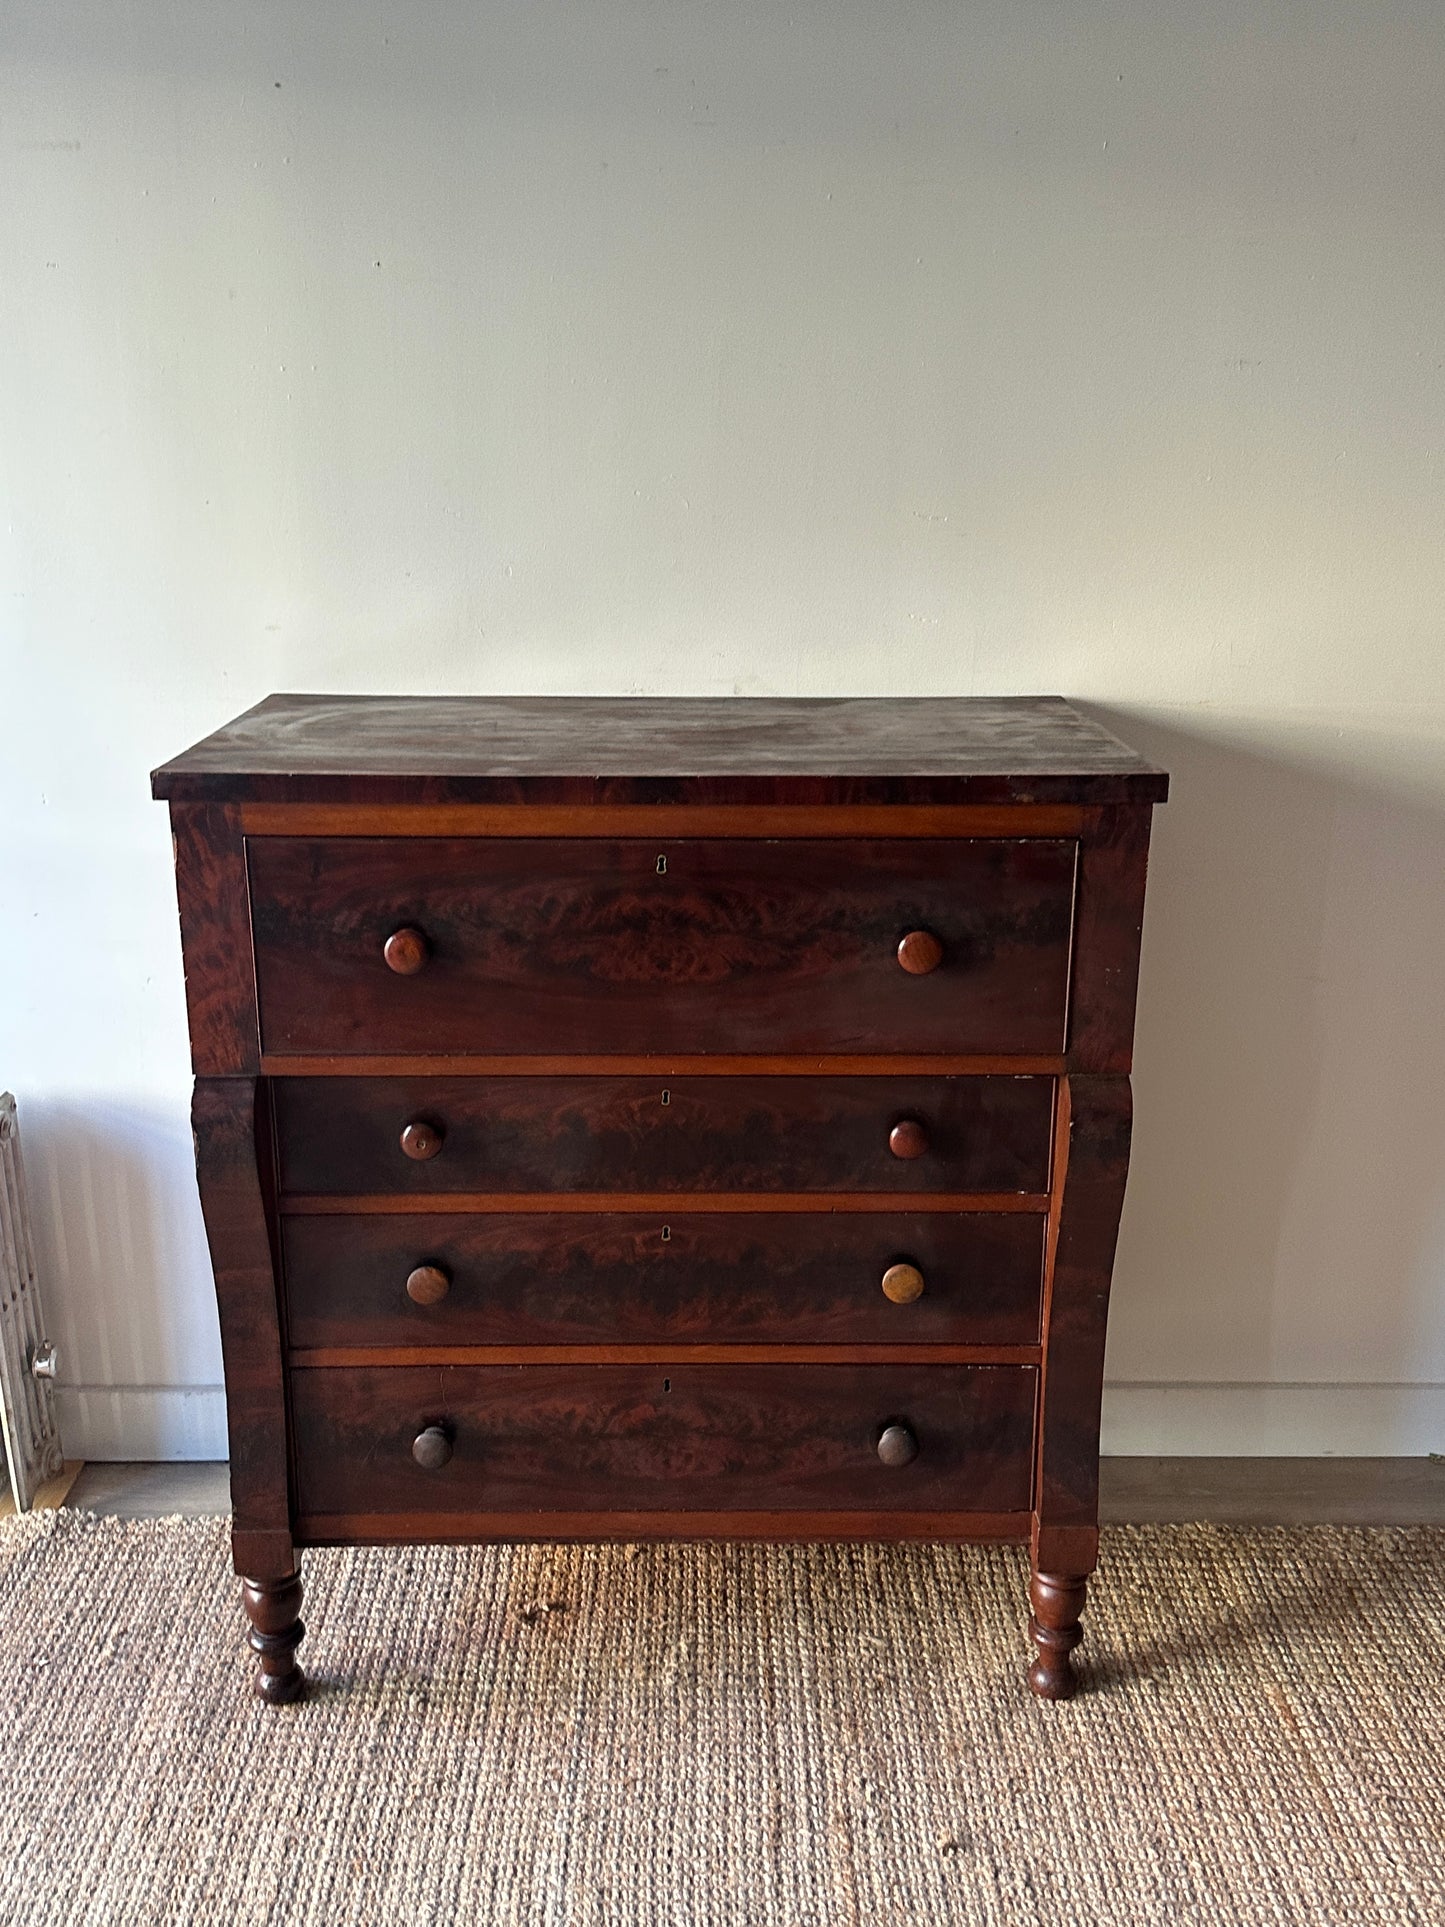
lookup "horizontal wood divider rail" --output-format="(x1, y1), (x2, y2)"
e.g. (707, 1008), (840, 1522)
(262, 1053), (1067, 1078)
(288, 1343), (1043, 1369)
(279, 1191), (1054, 1217)
(295, 1510), (1035, 1546)
(240, 803), (1087, 839)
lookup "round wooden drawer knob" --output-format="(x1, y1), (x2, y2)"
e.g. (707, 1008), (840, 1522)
(888, 1117), (929, 1160)
(406, 1263), (451, 1307)
(412, 1425), (453, 1470)
(877, 1422), (919, 1468)
(383, 926), (429, 976)
(881, 1262), (925, 1305)
(400, 1118), (445, 1161)
(897, 929), (943, 976)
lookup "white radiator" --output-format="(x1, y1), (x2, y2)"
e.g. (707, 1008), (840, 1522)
(0, 1094), (63, 1510)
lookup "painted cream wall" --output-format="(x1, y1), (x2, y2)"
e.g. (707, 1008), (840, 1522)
(2, 2), (1442, 1457)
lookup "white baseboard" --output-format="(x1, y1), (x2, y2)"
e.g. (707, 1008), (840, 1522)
(57, 1385), (227, 1461)
(1102, 1382), (1445, 1457)
(54, 1380), (1445, 1462)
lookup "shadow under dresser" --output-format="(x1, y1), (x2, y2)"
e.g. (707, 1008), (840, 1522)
(152, 693), (1167, 1703)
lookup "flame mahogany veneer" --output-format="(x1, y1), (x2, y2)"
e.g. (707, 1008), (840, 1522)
(155, 694), (1166, 1704)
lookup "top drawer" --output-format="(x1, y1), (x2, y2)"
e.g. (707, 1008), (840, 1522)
(247, 837), (1076, 1056)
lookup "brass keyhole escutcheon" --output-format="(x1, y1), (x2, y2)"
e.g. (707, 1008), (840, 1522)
(656, 854), (667, 875)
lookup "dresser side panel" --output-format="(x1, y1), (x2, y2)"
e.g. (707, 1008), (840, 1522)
(1066, 806), (1154, 1074)
(169, 804), (260, 1075)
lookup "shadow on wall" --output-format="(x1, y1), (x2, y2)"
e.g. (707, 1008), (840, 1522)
(1086, 705), (1445, 1440)
(15, 1096), (222, 1458)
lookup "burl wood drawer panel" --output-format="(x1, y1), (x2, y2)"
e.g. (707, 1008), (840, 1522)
(272, 1074), (1055, 1197)
(281, 1211), (1046, 1350)
(247, 837), (1076, 1056)
(289, 1363), (1038, 1517)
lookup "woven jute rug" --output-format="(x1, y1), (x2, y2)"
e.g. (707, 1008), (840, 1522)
(1, 1514), (1442, 1925)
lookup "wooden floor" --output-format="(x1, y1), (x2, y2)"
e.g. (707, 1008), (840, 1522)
(65, 1462), (233, 1520)
(32, 1457), (1445, 1524)
(1098, 1455), (1445, 1525)
(0, 1460), (84, 1520)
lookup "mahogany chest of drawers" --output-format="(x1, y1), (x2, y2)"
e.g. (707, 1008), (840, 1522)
(152, 695), (1167, 1703)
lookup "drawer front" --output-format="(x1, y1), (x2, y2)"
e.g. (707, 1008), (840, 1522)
(290, 1363), (1037, 1516)
(282, 1211), (1045, 1349)
(248, 837), (1075, 1055)
(273, 1074), (1054, 1197)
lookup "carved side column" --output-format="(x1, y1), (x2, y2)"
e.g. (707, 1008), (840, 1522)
(192, 1076), (302, 1701)
(1029, 1074), (1134, 1699)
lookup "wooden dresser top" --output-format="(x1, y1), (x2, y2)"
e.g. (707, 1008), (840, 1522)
(152, 693), (1167, 808)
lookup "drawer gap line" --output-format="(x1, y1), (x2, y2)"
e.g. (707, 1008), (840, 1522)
(278, 1191), (1055, 1217)
(261, 1054), (1068, 1079)
(287, 1344), (1044, 1369)
(294, 1510), (1036, 1545)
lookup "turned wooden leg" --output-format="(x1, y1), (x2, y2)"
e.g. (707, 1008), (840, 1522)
(1026, 1569), (1088, 1701)
(242, 1570), (306, 1704)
